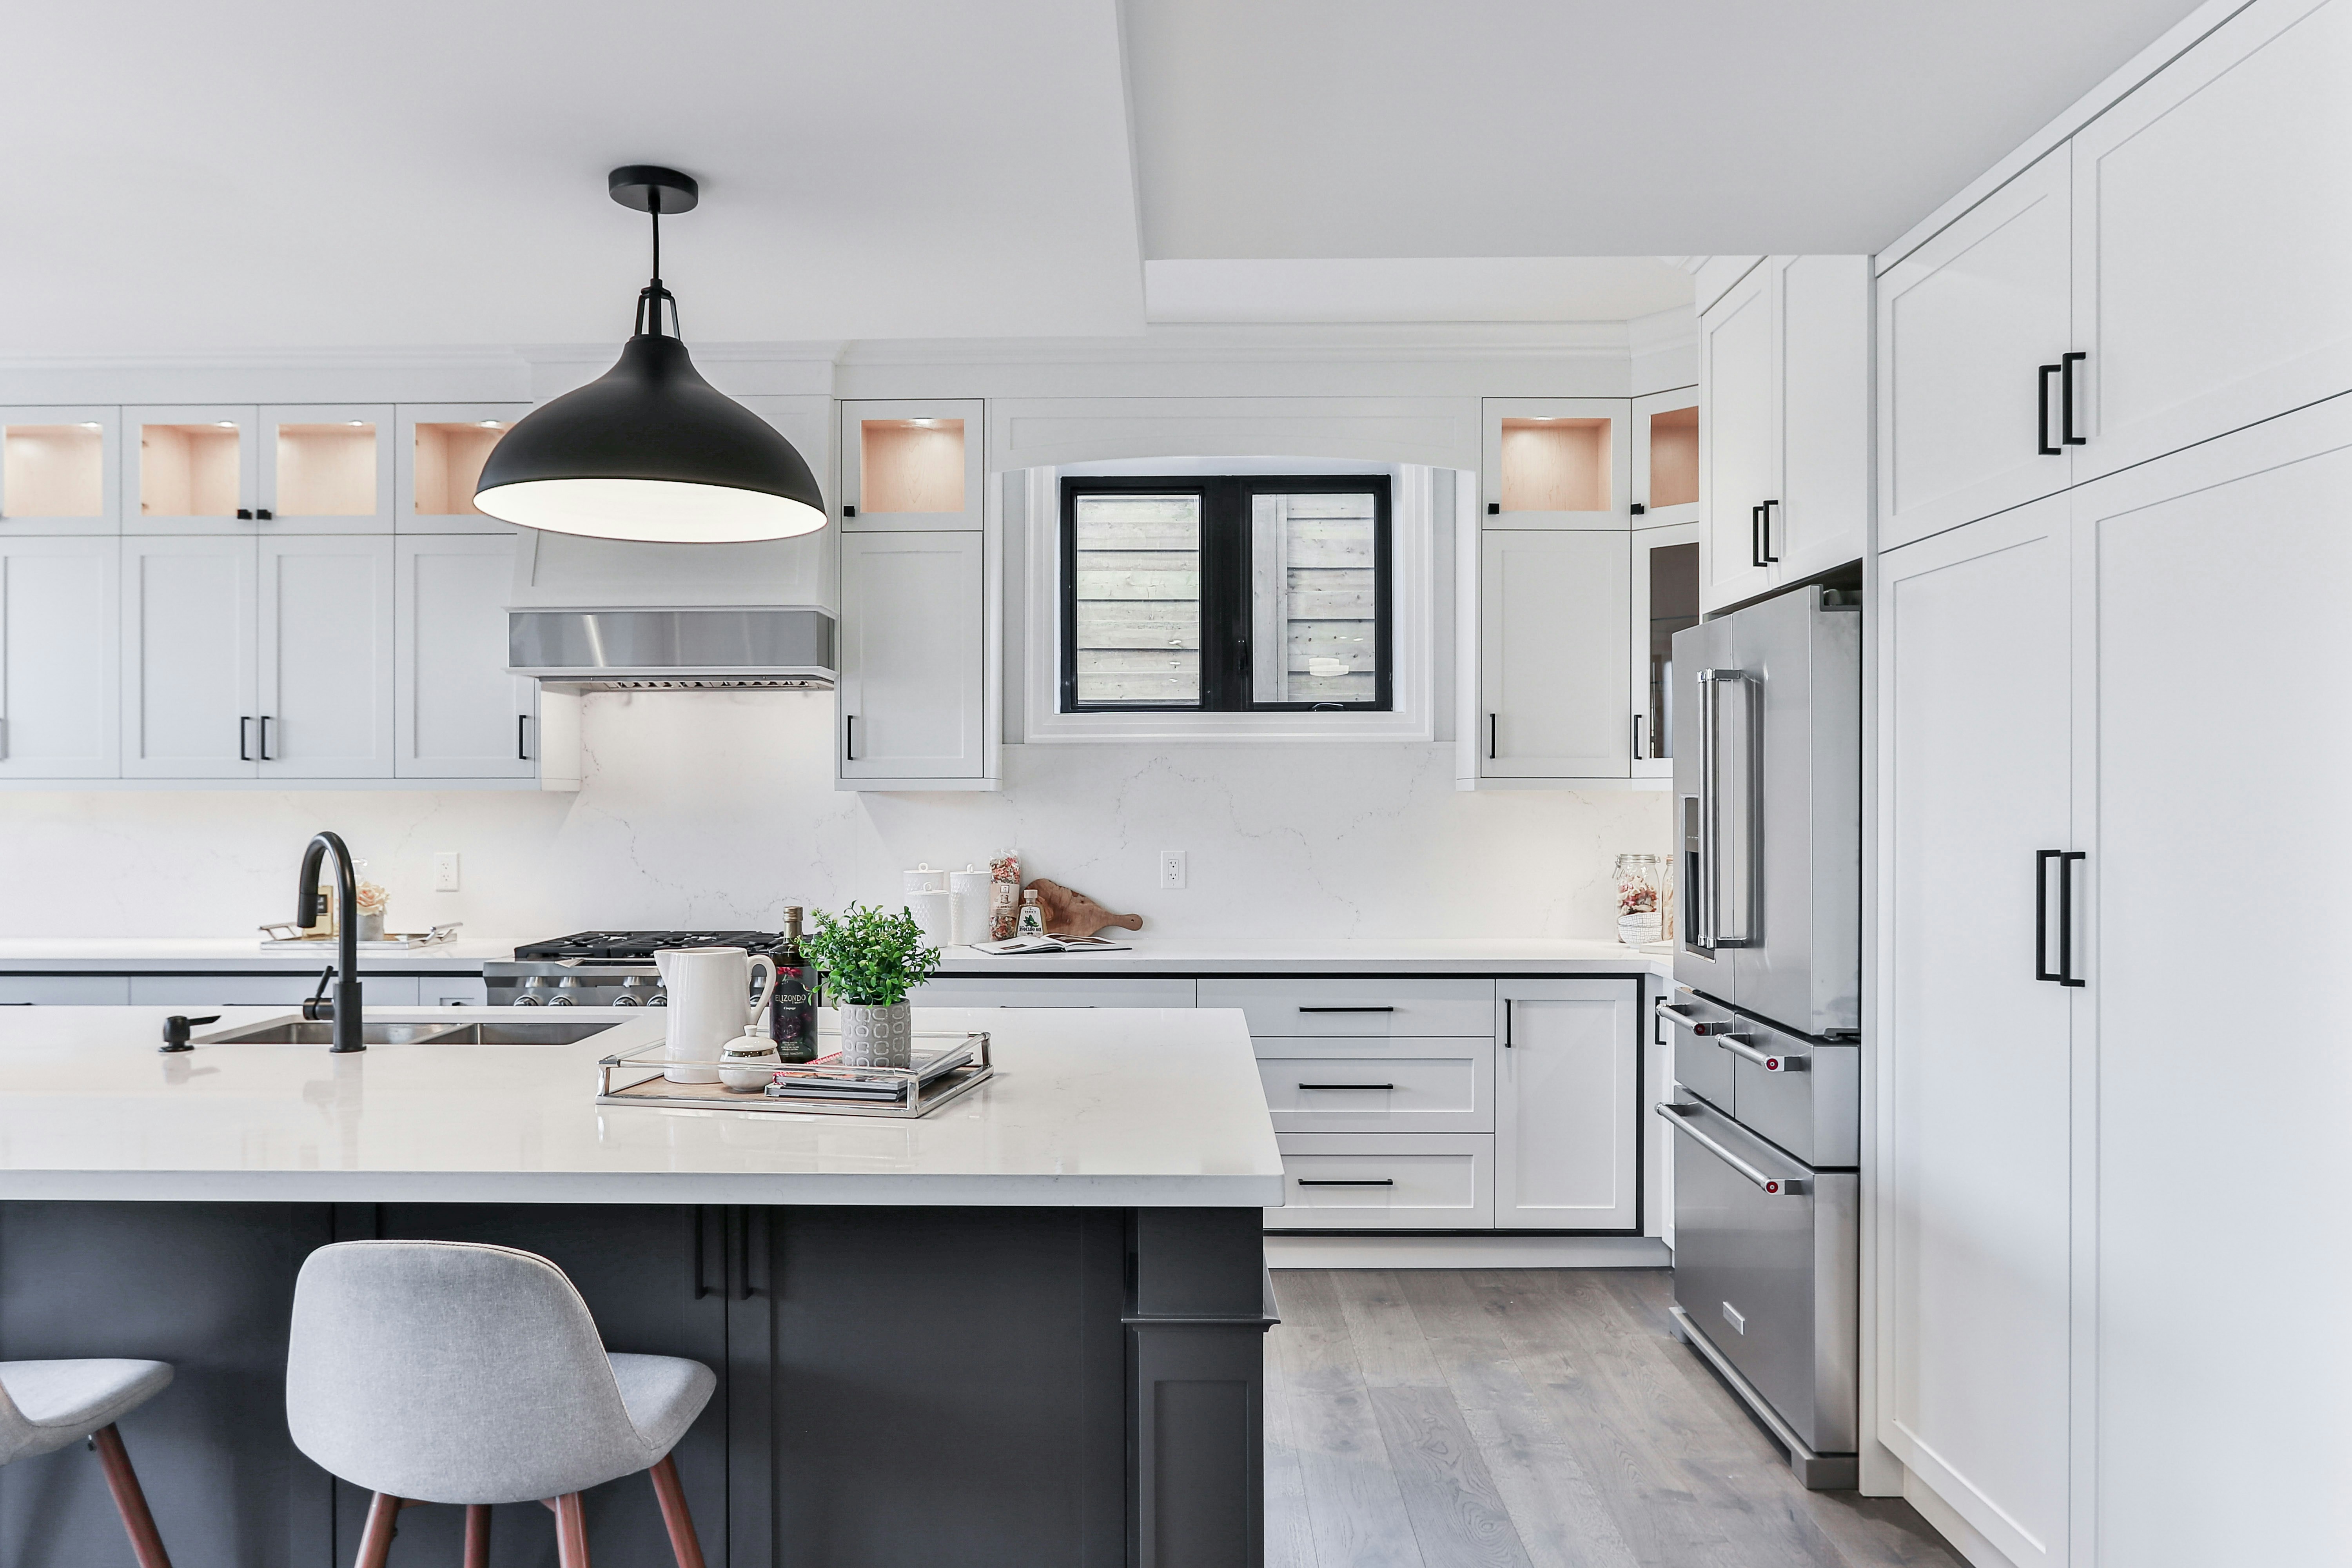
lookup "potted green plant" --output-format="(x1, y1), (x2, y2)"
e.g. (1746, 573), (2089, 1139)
(802, 903), (940, 1069)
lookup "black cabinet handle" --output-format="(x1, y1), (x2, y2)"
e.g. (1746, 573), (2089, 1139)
(255, 508), (273, 521)
(1486, 501), (1500, 515)
(1297, 1083), (1396, 1091)
(2035, 849), (2060, 981)
(239, 716), (252, 762)
(736, 1207), (755, 1301)
(1298, 1178), (1394, 1188)
(2060, 352), (2087, 446)
(1629, 502), (1647, 516)
(1487, 713), (1497, 760)
(693, 1205), (722, 1299)
(1760, 500), (1780, 564)
(1503, 999), (1514, 1048)
(235, 508), (253, 520)
(842, 503), (857, 518)
(258, 715), (272, 761)
(517, 713), (530, 761)
(1298, 1005), (1394, 1013)
(2038, 364), (2062, 455)
(844, 713), (857, 761)
(1751, 505), (1765, 568)
(2058, 851), (2086, 987)
(1633, 713), (1645, 760)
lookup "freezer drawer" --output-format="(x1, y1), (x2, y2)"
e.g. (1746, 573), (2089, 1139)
(1659, 1093), (1857, 1455)
(1653, 985), (1739, 1114)
(1726, 1014), (1859, 1169)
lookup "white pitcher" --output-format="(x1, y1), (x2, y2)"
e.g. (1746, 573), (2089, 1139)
(655, 947), (778, 1084)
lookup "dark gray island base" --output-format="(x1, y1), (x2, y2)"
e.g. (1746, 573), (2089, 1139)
(0, 1202), (1268, 1568)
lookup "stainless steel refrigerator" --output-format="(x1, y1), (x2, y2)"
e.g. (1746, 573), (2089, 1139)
(1657, 583), (1862, 1488)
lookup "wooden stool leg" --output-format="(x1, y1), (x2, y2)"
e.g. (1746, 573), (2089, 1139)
(554, 1491), (591, 1568)
(463, 1503), (491, 1568)
(89, 1425), (173, 1568)
(647, 1454), (706, 1568)
(354, 1490), (402, 1568)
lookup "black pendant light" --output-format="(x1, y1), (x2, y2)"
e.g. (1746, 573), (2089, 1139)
(473, 165), (828, 544)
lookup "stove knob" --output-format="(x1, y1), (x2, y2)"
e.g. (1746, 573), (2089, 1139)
(549, 977), (582, 1007)
(613, 976), (652, 1008)
(648, 989), (668, 1007)
(513, 977), (549, 1007)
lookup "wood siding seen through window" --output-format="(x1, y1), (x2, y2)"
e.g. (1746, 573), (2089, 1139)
(1072, 492), (1201, 706)
(1250, 492), (1377, 704)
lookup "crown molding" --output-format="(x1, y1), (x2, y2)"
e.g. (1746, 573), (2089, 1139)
(1624, 305), (1698, 357)
(837, 320), (1630, 368)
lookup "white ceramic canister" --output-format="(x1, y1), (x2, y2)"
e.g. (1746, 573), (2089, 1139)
(902, 863), (948, 897)
(719, 1027), (782, 1092)
(948, 867), (993, 945)
(908, 889), (955, 948)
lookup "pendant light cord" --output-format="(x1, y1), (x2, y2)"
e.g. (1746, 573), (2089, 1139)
(634, 189), (682, 341)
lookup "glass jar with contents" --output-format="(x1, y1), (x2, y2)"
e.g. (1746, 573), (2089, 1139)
(1615, 853), (1667, 946)
(1016, 889), (1047, 939)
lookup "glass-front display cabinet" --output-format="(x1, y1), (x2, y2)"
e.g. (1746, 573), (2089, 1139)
(0, 407), (118, 535)
(1481, 397), (1630, 528)
(839, 399), (983, 531)
(1633, 389), (1700, 528)
(398, 404), (530, 533)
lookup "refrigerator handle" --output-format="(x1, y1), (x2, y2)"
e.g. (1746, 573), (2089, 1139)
(1697, 668), (1754, 948)
(1654, 1103), (1809, 1195)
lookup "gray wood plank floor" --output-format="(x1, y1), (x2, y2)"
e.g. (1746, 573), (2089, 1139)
(1266, 1269), (1965, 1568)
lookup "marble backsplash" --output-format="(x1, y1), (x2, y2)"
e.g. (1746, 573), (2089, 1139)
(0, 692), (1673, 940)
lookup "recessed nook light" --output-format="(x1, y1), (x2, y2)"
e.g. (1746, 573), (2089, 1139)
(479, 421), (502, 429)
(214, 421), (234, 428)
(346, 420), (364, 426)
(472, 165), (826, 545)
(79, 422), (100, 430)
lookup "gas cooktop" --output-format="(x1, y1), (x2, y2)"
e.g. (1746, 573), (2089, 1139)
(511, 930), (785, 964)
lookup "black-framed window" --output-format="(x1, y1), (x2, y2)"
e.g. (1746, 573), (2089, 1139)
(1059, 474), (1392, 713)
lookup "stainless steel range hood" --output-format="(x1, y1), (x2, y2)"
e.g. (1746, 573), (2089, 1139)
(508, 606), (836, 691)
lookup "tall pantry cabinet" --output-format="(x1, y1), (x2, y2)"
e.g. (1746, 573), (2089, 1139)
(1875, 2), (2352, 1562)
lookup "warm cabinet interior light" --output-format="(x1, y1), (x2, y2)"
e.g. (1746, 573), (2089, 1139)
(472, 164), (826, 546)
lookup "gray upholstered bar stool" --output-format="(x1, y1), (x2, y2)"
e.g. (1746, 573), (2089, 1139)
(0, 1358), (176, 1566)
(286, 1241), (715, 1568)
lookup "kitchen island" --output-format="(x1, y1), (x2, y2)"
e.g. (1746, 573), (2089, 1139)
(0, 1005), (1280, 1568)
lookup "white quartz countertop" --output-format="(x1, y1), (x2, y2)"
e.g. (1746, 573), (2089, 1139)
(0, 1006), (1283, 1208)
(931, 936), (1672, 976)
(0, 938), (526, 972)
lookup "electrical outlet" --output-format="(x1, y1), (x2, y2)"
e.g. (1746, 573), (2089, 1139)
(1158, 850), (1187, 890)
(433, 852), (461, 892)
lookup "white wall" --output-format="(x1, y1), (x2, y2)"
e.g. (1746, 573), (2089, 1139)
(0, 693), (1670, 940)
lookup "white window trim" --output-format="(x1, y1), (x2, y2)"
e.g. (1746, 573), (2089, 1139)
(1012, 461), (1447, 744)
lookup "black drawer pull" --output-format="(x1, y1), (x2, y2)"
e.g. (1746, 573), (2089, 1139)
(1297, 1178), (1395, 1187)
(1298, 1005), (1395, 1013)
(1296, 1082), (1395, 1091)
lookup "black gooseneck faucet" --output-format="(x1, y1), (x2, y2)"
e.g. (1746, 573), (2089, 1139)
(296, 831), (365, 1053)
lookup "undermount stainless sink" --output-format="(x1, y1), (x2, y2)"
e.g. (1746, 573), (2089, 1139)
(196, 1018), (624, 1047)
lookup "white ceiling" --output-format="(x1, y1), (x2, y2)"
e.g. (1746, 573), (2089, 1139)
(0, 0), (1145, 355)
(1123, 0), (2208, 259)
(0, 0), (2207, 354)
(1144, 258), (1693, 323)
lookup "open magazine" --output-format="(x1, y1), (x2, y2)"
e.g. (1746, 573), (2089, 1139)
(967, 935), (1133, 955)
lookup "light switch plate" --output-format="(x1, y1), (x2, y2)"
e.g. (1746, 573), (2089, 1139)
(1158, 850), (1187, 890)
(433, 852), (460, 892)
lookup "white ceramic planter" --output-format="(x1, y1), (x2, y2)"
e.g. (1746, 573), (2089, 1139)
(838, 1001), (913, 1069)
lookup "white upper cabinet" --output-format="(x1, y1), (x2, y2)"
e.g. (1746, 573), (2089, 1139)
(1495, 979), (1641, 1231)
(256, 535), (395, 778)
(1631, 388), (1699, 530)
(0, 408), (118, 536)
(120, 535), (258, 777)
(1481, 397), (1630, 528)
(1700, 266), (1776, 606)
(838, 530), (988, 784)
(396, 404), (528, 534)
(258, 405), (393, 532)
(125, 406), (261, 533)
(1476, 529), (1630, 780)
(0, 537), (119, 778)
(1773, 255), (1871, 583)
(1877, 157), (2075, 553)
(2067, 0), (2352, 484)
(396, 534), (534, 779)
(840, 399), (983, 531)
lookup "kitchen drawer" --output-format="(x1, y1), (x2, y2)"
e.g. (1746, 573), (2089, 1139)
(1199, 978), (1493, 1038)
(1265, 1134), (1494, 1229)
(1256, 1038), (1493, 1133)
(0, 975), (133, 1005)
(126, 975), (423, 1007)
(1661, 1094), (1858, 1454)
(1653, 985), (1738, 1113)
(1731, 1027), (1859, 1169)
(907, 977), (1195, 1009)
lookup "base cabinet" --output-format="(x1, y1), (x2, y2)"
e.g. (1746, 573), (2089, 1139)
(1495, 980), (1641, 1230)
